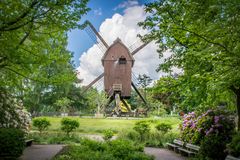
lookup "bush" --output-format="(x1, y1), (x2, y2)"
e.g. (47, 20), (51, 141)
(53, 139), (153, 160)
(199, 134), (227, 160)
(103, 129), (114, 141)
(0, 128), (25, 158)
(27, 132), (81, 144)
(33, 117), (51, 133)
(107, 139), (136, 159)
(61, 118), (79, 136)
(145, 131), (179, 148)
(80, 138), (106, 151)
(226, 132), (240, 157)
(155, 123), (172, 134)
(133, 121), (150, 141)
(180, 109), (235, 159)
(0, 90), (31, 133)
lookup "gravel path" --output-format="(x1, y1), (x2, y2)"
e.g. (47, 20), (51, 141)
(144, 147), (187, 160)
(19, 145), (65, 160)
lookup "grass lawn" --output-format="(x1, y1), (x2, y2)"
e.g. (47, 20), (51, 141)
(31, 116), (181, 134)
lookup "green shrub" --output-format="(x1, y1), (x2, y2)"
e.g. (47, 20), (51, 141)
(107, 139), (135, 159)
(199, 134), (227, 160)
(227, 132), (240, 157)
(145, 131), (178, 148)
(118, 130), (140, 142)
(133, 121), (150, 141)
(33, 117), (51, 133)
(61, 118), (79, 136)
(103, 129), (114, 141)
(0, 128), (25, 158)
(27, 132), (81, 144)
(106, 139), (147, 159)
(180, 109), (235, 159)
(155, 123), (172, 134)
(48, 134), (81, 144)
(80, 138), (106, 151)
(53, 139), (153, 160)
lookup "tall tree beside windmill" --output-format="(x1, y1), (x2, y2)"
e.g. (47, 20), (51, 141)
(81, 21), (151, 116)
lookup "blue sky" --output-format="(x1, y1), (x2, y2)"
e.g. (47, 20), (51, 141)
(67, 0), (151, 67)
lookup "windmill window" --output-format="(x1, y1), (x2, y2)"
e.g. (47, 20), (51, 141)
(119, 56), (126, 64)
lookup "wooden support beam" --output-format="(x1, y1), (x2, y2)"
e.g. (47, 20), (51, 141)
(131, 82), (150, 111)
(82, 73), (104, 94)
(102, 96), (114, 113)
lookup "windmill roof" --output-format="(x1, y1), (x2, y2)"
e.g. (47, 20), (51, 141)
(101, 38), (135, 63)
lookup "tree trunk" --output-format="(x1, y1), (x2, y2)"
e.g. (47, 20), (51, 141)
(237, 91), (240, 131)
(231, 86), (240, 131)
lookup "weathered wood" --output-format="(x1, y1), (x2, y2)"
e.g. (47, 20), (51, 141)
(178, 143), (200, 157)
(166, 139), (184, 153)
(25, 139), (34, 147)
(178, 147), (195, 157)
(186, 143), (200, 152)
(103, 39), (134, 98)
(225, 155), (240, 160)
(131, 82), (147, 105)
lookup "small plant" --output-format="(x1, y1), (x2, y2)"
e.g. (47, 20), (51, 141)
(53, 139), (153, 160)
(107, 139), (144, 159)
(103, 129), (114, 141)
(0, 128), (25, 158)
(155, 123), (172, 134)
(33, 117), (51, 133)
(61, 118), (79, 136)
(133, 121), (150, 141)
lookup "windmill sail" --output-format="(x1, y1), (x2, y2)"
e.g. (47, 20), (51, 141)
(84, 21), (109, 53)
(128, 37), (151, 56)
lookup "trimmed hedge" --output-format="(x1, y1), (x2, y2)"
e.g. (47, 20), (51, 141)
(33, 117), (51, 133)
(61, 118), (79, 136)
(0, 128), (25, 158)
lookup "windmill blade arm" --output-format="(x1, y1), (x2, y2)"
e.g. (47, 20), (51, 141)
(86, 21), (109, 49)
(131, 41), (150, 56)
(82, 73), (104, 94)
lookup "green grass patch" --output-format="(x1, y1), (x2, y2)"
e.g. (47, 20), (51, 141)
(32, 117), (141, 134)
(31, 117), (181, 134)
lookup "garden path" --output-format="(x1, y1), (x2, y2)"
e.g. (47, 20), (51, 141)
(144, 147), (187, 160)
(19, 145), (64, 160)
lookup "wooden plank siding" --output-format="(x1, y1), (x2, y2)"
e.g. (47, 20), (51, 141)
(102, 39), (134, 98)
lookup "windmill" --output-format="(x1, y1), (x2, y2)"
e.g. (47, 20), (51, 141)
(81, 21), (150, 116)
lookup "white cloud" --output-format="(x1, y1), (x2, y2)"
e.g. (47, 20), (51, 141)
(113, 0), (139, 11)
(77, 5), (179, 87)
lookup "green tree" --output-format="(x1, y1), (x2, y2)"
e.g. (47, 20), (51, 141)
(137, 74), (152, 100)
(140, 0), (240, 129)
(54, 97), (73, 113)
(0, 0), (89, 114)
(1, 0), (89, 86)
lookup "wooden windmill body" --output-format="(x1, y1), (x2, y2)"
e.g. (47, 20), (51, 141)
(102, 38), (134, 98)
(82, 21), (149, 116)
